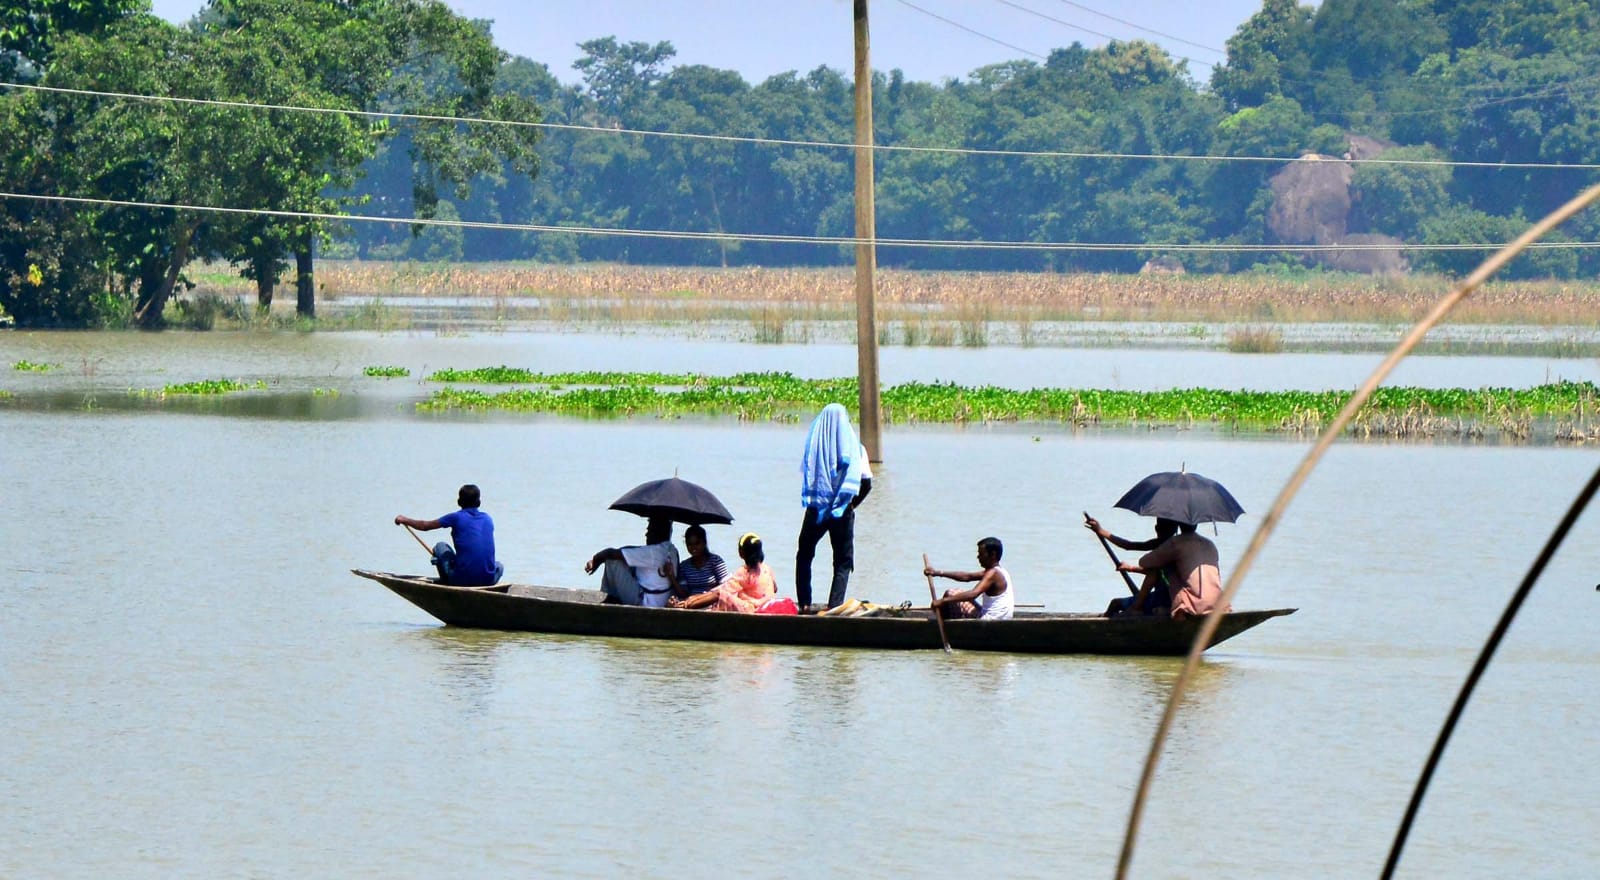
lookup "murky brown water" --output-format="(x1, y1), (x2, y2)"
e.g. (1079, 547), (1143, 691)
(2, 330), (1596, 878)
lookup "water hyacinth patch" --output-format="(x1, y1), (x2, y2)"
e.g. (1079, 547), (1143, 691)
(158, 379), (267, 395)
(12, 360), (59, 372)
(363, 366), (410, 378)
(412, 370), (1600, 439)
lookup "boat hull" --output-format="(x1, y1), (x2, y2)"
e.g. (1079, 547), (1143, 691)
(352, 570), (1294, 655)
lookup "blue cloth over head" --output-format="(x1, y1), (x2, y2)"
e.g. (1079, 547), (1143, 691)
(799, 403), (863, 522)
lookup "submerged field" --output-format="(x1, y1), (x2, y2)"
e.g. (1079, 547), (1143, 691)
(179, 261), (1600, 354)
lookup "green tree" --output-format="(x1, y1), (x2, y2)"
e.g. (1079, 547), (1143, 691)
(1348, 144), (1453, 240)
(1210, 0), (1314, 111)
(0, 0), (143, 78)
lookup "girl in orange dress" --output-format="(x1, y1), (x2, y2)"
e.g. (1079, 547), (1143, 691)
(715, 533), (777, 613)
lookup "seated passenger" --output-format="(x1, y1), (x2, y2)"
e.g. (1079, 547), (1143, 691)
(679, 532), (779, 612)
(584, 517), (679, 607)
(665, 524), (729, 607)
(1116, 521), (1230, 620)
(925, 536), (1014, 620)
(1086, 515), (1178, 617)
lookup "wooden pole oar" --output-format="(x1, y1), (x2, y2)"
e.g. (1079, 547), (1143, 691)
(1085, 511), (1140, 596)
(922, 553), (953, 654)
(402, 523), (434, 555)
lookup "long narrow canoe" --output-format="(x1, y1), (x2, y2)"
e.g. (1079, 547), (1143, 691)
(354, 570), (1294, 655)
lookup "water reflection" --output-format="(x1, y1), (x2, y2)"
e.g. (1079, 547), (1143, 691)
(399, 626), (519, 716)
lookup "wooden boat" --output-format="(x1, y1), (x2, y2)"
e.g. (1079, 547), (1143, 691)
(354, 570), (1295, 655)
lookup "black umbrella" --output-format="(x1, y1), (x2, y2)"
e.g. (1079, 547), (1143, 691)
(1113, 470), (1244, 526)
(609, 477), (734, 525)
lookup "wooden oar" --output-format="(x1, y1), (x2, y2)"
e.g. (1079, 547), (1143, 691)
(922, 553), (953, 654)
(1085, 511), (1140, 596)
(402, 523), (434, 556)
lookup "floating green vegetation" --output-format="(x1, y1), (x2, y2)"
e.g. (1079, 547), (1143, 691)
(12, 359), (59, 372)
(312, 387), (339, 397)
(413, 370), (1600, 439)
(364, 365), (410, 378)
(151, 378), (267, 395)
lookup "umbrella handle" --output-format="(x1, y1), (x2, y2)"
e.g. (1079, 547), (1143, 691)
(1085, 511), (1140, 596)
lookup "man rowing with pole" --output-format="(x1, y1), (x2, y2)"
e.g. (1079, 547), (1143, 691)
(1084, 514), (1176, 617)
(395, 484), (504, 587)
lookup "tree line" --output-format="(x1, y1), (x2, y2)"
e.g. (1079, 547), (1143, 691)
(3, 0), (1599, 328)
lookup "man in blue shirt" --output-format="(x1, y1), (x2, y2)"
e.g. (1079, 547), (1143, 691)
(395, 484), (504, 586)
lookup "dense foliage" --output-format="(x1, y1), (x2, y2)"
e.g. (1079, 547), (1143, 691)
(4, 1), (1600, 326)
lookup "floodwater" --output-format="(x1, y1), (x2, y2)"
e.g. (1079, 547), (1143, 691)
(2, 329), (1598, 879)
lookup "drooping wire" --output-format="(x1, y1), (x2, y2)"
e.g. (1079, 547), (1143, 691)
(6, 81), (1600, 171)
(989, 0), (1220, 72)
(890, 0), (1049, 62)
(1113, 180), (1600, 880)
(1380, 463), (1600, 879)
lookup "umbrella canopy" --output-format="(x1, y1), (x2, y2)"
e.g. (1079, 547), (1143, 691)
(1113, 471), (1244, 526)
(609, 477), (734, 525)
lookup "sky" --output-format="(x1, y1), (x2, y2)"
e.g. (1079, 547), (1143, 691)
(148, 0), (1272, 86)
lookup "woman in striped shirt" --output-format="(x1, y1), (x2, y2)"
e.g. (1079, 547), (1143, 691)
(666, 524), (729, 607)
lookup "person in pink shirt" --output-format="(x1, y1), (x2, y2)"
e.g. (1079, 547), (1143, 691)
(678, 532), (779, 613)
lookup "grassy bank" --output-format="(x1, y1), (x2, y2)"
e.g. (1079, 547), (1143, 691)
(414, 369), (1600, 441)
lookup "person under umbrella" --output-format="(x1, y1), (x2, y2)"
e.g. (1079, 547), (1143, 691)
(584, 517), (679, 607)
(588, 475), (733, 607)
(664, 524), (729, 607)
(1114, 520), (1229, 620)
(1085, 514), (1178, 617)
(1104, 468), (1242, 620)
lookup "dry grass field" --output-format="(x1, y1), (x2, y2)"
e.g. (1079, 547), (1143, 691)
(294, 262), (1599, 326)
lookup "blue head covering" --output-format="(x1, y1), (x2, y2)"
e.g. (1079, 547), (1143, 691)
(800, 403), (863, 522)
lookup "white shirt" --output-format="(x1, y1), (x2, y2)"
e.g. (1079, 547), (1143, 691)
(977, 566), (1014, 620)
(621, 541), (679, 608)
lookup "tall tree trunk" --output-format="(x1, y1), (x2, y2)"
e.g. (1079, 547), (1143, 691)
(133, 222), (194, 330)
(254, 254), (275, 314)
(295, 231), (315, 319)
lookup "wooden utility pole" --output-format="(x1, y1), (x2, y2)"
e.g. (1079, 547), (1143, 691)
(852, 0), (883, 462)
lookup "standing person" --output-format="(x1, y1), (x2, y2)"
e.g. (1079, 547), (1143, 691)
(1115, 521), (1229, 619)
(925, 536), (1014, 620)
(1085, 515), (1178, 617)
(584, 517), (679, 608)
(665, 524), (729, 607)
(394, 484), (504, 587)
(795, 403), (873, 611)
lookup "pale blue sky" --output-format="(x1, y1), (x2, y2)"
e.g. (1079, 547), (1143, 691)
(149, 0), (1270, 85)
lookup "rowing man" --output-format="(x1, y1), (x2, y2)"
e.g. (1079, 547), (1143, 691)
(925, 536), (1014, 620)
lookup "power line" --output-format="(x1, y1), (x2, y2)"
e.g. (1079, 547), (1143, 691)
(891, 0), (1049, 63)
(4, 190), (1594, 253)
(989, 0), (1220, 72)
(1046, 0), (1225, 56)
(7, 82), (1599, 171)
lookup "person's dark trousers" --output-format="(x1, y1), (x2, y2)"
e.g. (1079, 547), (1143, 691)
(431, 541), (504, 586)
(795, 507), (855, 608)
(432, 542), (458, 584)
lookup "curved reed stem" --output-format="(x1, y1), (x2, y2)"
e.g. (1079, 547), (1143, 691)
(1380, 463), (1600, 878)
(1114, 181), (1600, 880)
